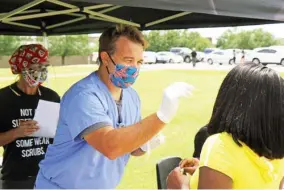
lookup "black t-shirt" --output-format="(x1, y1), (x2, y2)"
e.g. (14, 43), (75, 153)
(0, 82), (60, 180)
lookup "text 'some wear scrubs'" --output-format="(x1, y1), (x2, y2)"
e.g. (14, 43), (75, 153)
(35, 71), (141, 189)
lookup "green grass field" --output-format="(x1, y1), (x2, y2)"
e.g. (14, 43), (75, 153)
(0, 65), (236, 188)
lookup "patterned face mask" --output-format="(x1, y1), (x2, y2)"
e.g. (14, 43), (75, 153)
(106, 53), (140, 89)
(22, 67), (48, 87)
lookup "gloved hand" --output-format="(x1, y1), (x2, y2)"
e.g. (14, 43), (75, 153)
(157, 82), (194, 124)
(140, 133), (165, 152)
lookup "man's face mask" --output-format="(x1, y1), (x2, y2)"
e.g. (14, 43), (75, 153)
(106, 53), (140, 89)
(22, 65), (48, 87)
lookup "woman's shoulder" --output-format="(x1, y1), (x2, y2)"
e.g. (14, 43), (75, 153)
(202, 132), (242, 156)
(205, 132), (236, 146)
(0, 83), (15, 97)
(39, 86), (60, 103)
(199, 132), (241, 179)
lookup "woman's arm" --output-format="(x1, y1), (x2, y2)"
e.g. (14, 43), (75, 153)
(198, 166), (233, 189)
(166, 167), (189, 189)
(166, 165), (233, 189)
(0, 120), (39, 146)
(131, 148), (145, 156)
(279, 176), (284, 190)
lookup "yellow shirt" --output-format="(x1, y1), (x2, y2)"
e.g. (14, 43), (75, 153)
(190, 132), (284, 189)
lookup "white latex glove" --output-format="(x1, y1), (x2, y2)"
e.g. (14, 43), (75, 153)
(157, 82), (194, 124)
(140, 133), (165, 152)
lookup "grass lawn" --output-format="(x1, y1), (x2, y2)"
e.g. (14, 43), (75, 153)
(0, 65), (230, 188)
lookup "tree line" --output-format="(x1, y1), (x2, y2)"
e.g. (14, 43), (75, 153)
(0, 28), (281, 58)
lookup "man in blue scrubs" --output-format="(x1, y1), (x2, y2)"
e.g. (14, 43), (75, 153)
(35, 24), (193, 189)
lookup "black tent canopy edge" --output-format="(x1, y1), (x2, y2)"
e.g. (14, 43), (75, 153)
(0, 0), (283, 36)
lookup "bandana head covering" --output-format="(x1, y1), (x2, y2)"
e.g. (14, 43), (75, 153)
(9, 44), (48, 74)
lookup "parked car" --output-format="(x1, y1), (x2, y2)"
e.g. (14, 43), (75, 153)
(205, 50), (235, 65)
(235, 49), (252, 63)
(204, 48), (220, 54)
(143, 51), (157, 64)
(226, 48), (242, 54)
(246, 47), (284, 65)
(156, 51), (183, 63)
(196, 51), (205, 62)
(269, 45), (284, 49)
(91, 52), (99, 62)
(170, 47), (192, 63)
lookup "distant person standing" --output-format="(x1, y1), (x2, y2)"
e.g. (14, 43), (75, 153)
(191, 48), (197, 67)
(233, 49), (236, 64)
(241, 50), (245, 64)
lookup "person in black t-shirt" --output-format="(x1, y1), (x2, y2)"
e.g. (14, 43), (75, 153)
(0, 44), (60, 189)
(233, 49), (236, 64)
(191, 48), (197, 68)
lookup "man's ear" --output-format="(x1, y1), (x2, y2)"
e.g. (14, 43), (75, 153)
(100, 52), (109, 66)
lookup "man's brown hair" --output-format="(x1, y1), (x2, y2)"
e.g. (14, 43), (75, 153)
(99, 24), (147, 59)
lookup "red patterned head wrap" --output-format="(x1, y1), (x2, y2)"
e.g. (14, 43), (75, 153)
(9, 44), (48, 74)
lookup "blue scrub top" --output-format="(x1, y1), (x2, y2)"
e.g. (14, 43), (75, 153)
(35, 71), (141, 189)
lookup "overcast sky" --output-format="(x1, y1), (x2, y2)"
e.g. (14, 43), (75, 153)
(187, 23), (284, 43)
(90, 23), (284, 44)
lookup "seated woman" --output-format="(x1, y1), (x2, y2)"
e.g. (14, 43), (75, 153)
(167, 63), (284, 189)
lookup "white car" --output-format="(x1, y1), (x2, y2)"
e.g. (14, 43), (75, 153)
(156, 51), (183, 63)
(205, 50), (235, 65)
(143, 51), (157, 64)
(226, 48), (242, 54)
(91, 52), (99, 62)
(196, 51), (205, 62)
(246, 47), (284, 65)
(269, 45), (284, 49)
(235, 49), (252, 63)
(204, 48), (220, 54)
(170, 47), (192, 63)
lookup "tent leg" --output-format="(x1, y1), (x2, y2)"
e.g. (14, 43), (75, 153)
(42, 32), (50, 87)
(43, 32), (48, 49)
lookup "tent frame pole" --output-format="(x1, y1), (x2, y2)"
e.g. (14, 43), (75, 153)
(5, 9), (81, 22)
(145, 12), (191, 28)
(45, 5), (123, 29)
(0, 9), (41, 17)
(2, 21), (41, 29)
(4, 1), (139, 27)
(0, 0), (45, 21)
(0, 0), (190, 32)
(46, 16), (87, 29)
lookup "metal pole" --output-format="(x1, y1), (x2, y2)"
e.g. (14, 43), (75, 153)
(43, 32), (48, 49)
(42, 32), (50, 87)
